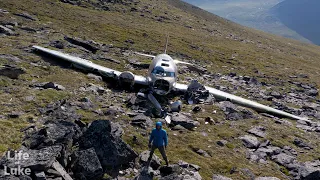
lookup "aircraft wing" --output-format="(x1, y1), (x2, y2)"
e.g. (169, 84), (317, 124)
(173, 59), (192, 65)
(32, 46), (148, 85)
(174, 83), (306, 120)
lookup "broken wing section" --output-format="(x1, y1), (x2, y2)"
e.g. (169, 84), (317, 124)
(174, 83), (306, 120)
(33, 46), (148, 85)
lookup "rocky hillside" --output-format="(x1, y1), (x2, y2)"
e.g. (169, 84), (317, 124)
(0, 0), (320, 179)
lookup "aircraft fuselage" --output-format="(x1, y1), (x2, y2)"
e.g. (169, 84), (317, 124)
(147, 54), (178, 95)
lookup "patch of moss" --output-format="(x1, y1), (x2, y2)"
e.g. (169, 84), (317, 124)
(226, 143), (235, 149)
(0, 144), (7, 153)
(36, 89), (70, 106)
(280, 166), (290, 176)
(0, 78), (10, 87)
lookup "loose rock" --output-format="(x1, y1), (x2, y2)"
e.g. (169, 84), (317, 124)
(139, 150), (161, 170)
(65, 36), (100, 53)
(34, 171), (46, 180)
(247, 126), (266, 138)
(31, 82), (65, 91)
(8, 111), (24, 118)
(240, 135), (260, 149)
(131, 114), (154, 129)
(216, 140), (228, 147)
(170, 113), (200, 130)
(212, 174), (232, 180)
(71, 148), (104, 180)
(50, 40), (66, 49)
(271, 153), (296, 166)
(13, 12), (38, 21)
(255, 177), (280, 180)
(293, 138), (313, 150)
(79, 120), (138, 170)
(0, 25), (17, 36)
(0, 65), (25, 79)
(87, 73), (102, 81)
(3, 146), (62, 172)
(192, 148), (211, 158)
(23, 120), (82, 150)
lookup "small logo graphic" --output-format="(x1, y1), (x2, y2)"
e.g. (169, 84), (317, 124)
(3, 150), (31, 176)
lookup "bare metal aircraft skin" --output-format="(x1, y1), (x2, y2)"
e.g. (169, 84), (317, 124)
(32, 45), (306, 121)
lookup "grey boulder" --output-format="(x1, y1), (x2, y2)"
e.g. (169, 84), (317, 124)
(31, 82), (65, 91)
(212, 174), (232, 180)
(239, 135), (260, 149)
(0, 65), (25, 79)
(159, 164), (202, 180)
(71, 148), (103, 180)
(139, 150), (161, 170)
(0, 25), (17, 36)
(255, 177), (280, 180)
(131, 114), (154, 129)
(293, 138), (313, 150)
(271, 153), (296, 166)
(87, 73), (102, 81)
(3, 145), (62, 172)
(79, 120), (138, 170)
(247, 126), (266, 138)
(170, 113), (200, 130)
(134, 166), (154, 180)
(22, 120), (82, 149)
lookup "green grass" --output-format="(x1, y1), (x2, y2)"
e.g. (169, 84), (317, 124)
(36, 89), (71, 106)
(0, 119), (29, 152)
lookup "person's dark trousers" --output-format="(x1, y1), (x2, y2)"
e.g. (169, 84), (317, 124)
(147, 145), (168, 166)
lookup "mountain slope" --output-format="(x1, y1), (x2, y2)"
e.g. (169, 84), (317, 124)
(0, 0), (320, 179)
(271, 0), (320, 45)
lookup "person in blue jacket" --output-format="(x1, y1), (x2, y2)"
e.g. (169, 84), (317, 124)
(147, 121), (169, 166)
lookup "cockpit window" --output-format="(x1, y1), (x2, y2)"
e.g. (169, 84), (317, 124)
(161, 63), (169, 67)
(152, 67), (175, 77)
(164, 72), (175, 77)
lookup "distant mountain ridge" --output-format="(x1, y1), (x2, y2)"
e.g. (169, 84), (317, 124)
(271, 0), (320, 45)
(182, 0), (319, 45)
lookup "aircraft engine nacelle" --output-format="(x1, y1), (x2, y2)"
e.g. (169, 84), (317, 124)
(119, 71), (135, 87)
(170, 101), (182, 112)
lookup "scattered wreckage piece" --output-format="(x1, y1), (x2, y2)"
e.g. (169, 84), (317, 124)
(184, 80), (210, 104)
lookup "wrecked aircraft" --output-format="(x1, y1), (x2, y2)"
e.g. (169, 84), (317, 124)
(32, 45), (307, 122)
